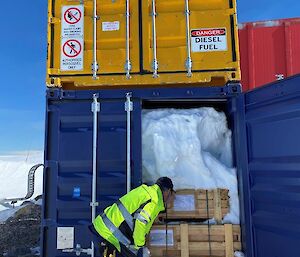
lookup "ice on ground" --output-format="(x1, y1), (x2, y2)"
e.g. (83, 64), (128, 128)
(0, 151), (43, 212)
(142, 108), (240, 224)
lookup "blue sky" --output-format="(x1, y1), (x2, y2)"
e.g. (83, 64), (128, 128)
(0, 1), (299, 154)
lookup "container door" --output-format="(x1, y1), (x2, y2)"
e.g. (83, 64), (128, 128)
(242, 75), (300, 257)
(42, 91), (141, 256)
(142, 0), (239, 77)
(47, 0), (140, 77)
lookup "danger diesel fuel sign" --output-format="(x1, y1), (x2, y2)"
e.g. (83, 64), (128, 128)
(191, 28), (227, 52)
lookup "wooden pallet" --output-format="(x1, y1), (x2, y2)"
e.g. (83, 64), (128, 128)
(158, 189), (229, 223)
(148, 224), (241, 257)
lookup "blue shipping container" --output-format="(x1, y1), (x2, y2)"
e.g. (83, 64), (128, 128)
(41, 75), (300, 257)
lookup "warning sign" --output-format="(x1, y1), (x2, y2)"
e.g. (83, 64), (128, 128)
(191, 28), (227, 52)
(64, 7), (82, 24)
(62, 5), (84, 38)
(61, 5), (84, 71)
(61, 39), (83, 71)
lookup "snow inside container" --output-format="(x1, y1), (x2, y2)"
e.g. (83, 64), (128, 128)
(142, 104), (240, 224)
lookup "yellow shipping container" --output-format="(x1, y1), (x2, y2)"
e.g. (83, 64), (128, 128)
(47, 0), (240, 88)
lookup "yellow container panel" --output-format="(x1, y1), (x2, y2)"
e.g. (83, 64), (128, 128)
(47, 0), (140, 77)
(47, 0), (240, 88)
(142, 0), (239, 74)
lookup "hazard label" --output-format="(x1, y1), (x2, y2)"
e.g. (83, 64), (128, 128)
(191, 28), (227, 52)
(61, 5), (84, 71)
(61, 39), (83, 71)
(62, 5), (84, 38)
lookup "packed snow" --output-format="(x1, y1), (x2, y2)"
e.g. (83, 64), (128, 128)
(0, 151), (43, 214)
(142, 108), (240, 224)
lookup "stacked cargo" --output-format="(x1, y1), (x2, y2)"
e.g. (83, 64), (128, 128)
(148, 224), (241, 257)
(157, 189), (230, 222)
(148, 189), (243, 257)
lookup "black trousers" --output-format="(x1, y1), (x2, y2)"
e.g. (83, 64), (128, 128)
(88, 224), (141, 257)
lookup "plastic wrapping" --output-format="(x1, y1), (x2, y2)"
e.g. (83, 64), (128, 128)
(173, 194), (195, 211)
(149, 229), (174, 246)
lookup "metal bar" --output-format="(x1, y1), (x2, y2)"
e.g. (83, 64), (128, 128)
(92, 0), (99, 79)
(151, 0), (159, 78)
(125, 0), (132, 79)
(91, 94), (100, 257)
(125, 93), (133, 192)
(184, 0), (192, 77)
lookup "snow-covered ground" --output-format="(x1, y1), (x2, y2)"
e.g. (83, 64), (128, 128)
(142, 108), (240, 224)
(0, 151), (43, 213)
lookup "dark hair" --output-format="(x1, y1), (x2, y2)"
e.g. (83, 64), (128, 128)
(156, 177), (174, 192)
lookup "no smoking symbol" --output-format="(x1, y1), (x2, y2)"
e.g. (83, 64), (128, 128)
(63, 40), (82, 58)
(64, 7), (82, 24)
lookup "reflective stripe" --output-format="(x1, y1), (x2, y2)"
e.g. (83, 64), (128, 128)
(135, 213), (148, 225)
(117, 200), (134, 230)
(140, 209), (151, 221)
(101, 214), (131, 247)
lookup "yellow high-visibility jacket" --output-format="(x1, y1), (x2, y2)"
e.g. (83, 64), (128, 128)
(93, 184), (165, 252)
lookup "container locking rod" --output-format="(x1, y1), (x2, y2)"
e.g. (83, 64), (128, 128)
(125, 93), (133, 192)
(92, 0), (99, 79)
(91, 94), (100, 257)
(151, 0), (159, 78)
(125, 0), (132, 79)
(184, 0), (192, 77)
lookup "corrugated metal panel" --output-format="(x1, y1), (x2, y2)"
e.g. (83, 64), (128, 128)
(47, 0), (240, 88)
(239, 18), (300, 91)
(244, 74), (300, 256)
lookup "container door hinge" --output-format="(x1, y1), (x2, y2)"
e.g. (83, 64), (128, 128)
(49, 16), (60, 24)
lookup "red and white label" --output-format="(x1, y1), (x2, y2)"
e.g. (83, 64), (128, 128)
(64, 7), (82, 24)
(191, 28), (227, 52)
(63, 40), (82, 58)
(61, 39), (83, 71)
(61, 5), (84, 38)
(61, 5), (84, 71)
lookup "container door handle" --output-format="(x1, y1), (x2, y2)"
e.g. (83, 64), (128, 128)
(125, 0), (132, 79)
(151, 0), (159, 78)
(184, 0), (192, 77)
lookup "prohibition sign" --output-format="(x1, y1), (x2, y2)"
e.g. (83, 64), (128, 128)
(63, 40), (82, 58)
(64, 7), (82, 24)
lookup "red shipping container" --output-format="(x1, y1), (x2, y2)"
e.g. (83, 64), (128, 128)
(239, 18), (300, 91)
